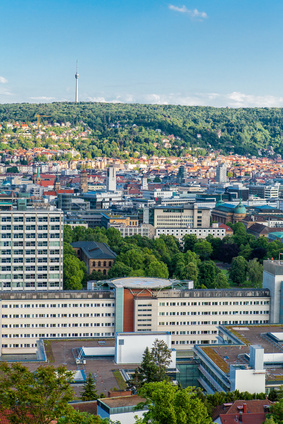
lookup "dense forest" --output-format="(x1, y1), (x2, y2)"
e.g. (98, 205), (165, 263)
(1, 102), (283, 157)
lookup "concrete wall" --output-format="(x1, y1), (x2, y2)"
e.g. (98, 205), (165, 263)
(115, 332), (174, 365)
(230, 367), (266, 394)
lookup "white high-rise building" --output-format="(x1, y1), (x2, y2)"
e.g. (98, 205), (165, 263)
(106, 167), (116, 192)
(0, 208), (64, 291)
(142, 176), (148, 190)
(216, 164), (227, 183)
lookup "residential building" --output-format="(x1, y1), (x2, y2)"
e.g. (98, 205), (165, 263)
(216, 164), (227, 183)
(0, 208), (63, 291)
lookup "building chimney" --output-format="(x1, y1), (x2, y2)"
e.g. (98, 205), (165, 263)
(243, 403), (247, 414)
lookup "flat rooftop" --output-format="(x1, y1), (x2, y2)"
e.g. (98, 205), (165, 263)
(109, 277), (174, 289)
(198, 325), (283, 380)
(99, 395), (145, 408)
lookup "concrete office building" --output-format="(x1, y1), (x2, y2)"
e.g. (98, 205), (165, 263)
(0, 208), (63, 291)
(0, 290), (115, 355)
(193, 260), (283, 395)
(89, 278), (270, 348)
(0, 277), (272, 355)
(149, 204), (210, 229)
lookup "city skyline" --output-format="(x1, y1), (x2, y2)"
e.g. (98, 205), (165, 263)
(1, 0), (283, 107)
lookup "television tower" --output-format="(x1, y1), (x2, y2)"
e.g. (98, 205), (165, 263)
(75, 60), (79, 103)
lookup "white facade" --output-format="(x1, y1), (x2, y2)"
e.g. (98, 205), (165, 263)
(106, 167), (116, 192)
(262, 260), (283, 323)
(152, 205), (210, 229)
(134, 290), (270, 349)
(0, 209), (63, 291)
(0, 291), (115, 354)
(216, 164), (227, 183)
(155, 227), (226, 241)
(115, 331), (176, 367)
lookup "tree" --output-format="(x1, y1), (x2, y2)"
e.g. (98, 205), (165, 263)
(107, 262), (132, 278)
(246, 258), (263, 287)
(57, 410), (111, 423)
(183, 234), (198, 252)
(151, 339), (172, 381)
(147, 261), (169, 279)
(215, 272), (229, 288)
(63, 225), (74, 243)
(129, 340), (171, 390)
(197, 261), (217, 288)
(81, 373), (98, 401)
(217, 243), (240, 263)
(138, 382), (212, 424)
(63, 255), (86, 290)
(268, 398), (283, 423)
(229, 256), (247, 286)
(0, 363), (74, 424)
(128, 347), (159, 390)
(193, 240), (213, 260)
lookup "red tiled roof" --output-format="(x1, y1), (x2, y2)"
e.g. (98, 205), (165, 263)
(220, 413), (266, 424)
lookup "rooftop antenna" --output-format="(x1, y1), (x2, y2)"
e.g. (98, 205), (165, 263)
(75, 60), (79, 103)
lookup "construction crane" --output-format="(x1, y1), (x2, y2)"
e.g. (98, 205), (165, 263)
(35, 114), (49, 130)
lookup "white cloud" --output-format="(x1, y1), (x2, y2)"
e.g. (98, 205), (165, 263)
(226, 92), (283, 108)
(84, 91), (283, 108)
(0, 76), (8, 84)
(169, 4), (207, 19)
(30, 96), (55, 101)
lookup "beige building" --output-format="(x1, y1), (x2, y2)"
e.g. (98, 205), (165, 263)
(133, 289), (270, 348)
(150, 204), (210, 229)
(0, 291), (115, 355)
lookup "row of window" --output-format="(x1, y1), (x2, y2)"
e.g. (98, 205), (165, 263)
(1, 234), (61, 239)
(3, 302), (115, 309)
(2, 258), (61, 263)
(1, 225), (60, 231)
(158, 320), (269, 326)
(158, 300), (270, 306)
(158, 310), (269, 316)
(92, 261), (112, 267)
(3, 313), (114, 319)
(1, 266), (60, 271)
(1, 217), (61, 223)
(3, 322), (114, 331)
(1, 249), (60, 255)
(0, 241), (60, 247)
(3, 326), (114, 337)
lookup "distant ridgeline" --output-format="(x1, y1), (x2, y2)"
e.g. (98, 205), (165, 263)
(1, 102), (283, 158)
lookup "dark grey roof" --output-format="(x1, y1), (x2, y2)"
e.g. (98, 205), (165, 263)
(71, 241), (117, 260)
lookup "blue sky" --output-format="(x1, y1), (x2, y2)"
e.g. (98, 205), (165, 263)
(1, 0), (283, 107)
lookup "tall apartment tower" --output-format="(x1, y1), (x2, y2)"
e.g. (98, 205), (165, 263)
(0, 208), (64, 291)
(216, 164), (227, 183)
(106, 167), (116, 192)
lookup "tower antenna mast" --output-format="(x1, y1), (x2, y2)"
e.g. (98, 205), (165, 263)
(75, 60), (79, 103)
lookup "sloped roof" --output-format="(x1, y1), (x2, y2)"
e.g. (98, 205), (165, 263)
(71, 241), (117, 260)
